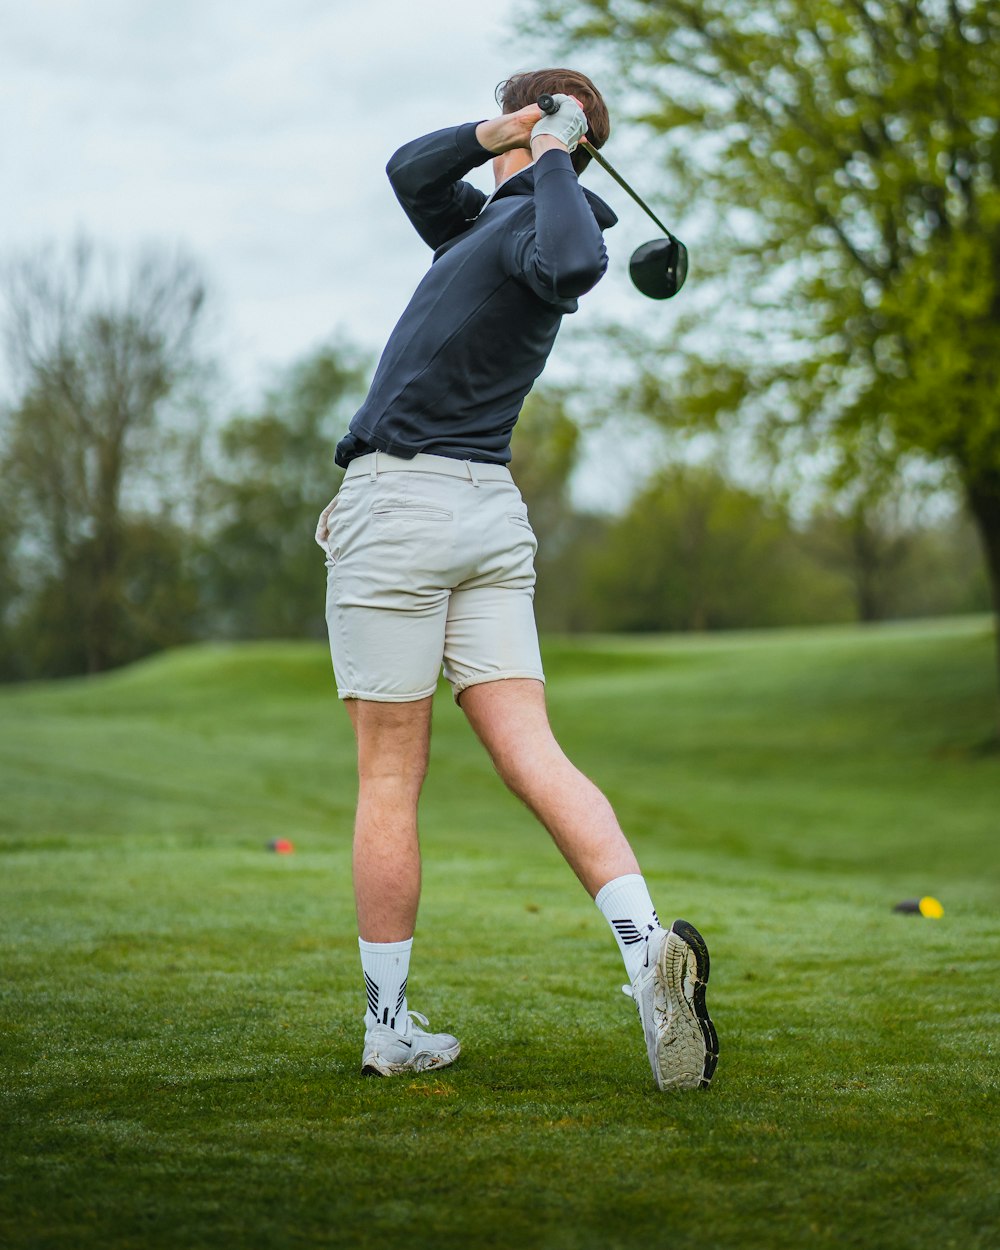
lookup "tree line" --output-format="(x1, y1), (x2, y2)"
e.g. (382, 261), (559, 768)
(0, 239), (987, 683)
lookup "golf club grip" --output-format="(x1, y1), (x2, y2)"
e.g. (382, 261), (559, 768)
(537, 94), (558, 115)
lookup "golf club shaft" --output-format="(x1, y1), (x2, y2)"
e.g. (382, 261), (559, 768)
(536, 94), (676, 242)
(577, 139), (675, 242)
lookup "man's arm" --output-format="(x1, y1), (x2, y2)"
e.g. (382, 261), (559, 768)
(386, 124), (492, 250)
(386, 105), (548, 250)
(504, 133), (609, 303)
(473, 107), (545, 160)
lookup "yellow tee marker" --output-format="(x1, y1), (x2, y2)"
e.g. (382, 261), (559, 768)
(893, 896), (944, 917)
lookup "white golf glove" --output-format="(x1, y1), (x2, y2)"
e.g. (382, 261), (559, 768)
(530, 94), (587, 152)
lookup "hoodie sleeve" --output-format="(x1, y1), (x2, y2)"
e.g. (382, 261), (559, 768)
(386, 123), (493, 250)
(503, 149), (609, 304)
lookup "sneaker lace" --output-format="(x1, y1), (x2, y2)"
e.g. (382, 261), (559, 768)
(407, 1009), (430, 1030)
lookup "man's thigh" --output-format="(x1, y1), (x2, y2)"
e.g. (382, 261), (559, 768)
(346, 695), (434, 783)
(458, 677), (551, 759)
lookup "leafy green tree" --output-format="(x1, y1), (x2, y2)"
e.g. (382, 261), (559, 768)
(580, 464), (850, 631)
(0, 238), (211, 676)
(533, 0), (1000, 718)
(805, 492), (989, 621)
(10, 518), (202, 678)
(806, 486), (922, 622)
(200, 342), (368, 639)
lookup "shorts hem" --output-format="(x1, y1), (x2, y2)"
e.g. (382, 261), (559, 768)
(450, 670), (546, 703)
(337, 685), (439, 703)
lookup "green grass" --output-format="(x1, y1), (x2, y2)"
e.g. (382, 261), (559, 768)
(1, 617), (998, 1250)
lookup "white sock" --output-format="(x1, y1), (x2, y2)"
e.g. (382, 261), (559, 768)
(595, 874), (665, 982)
(359, 937), (412, 1034)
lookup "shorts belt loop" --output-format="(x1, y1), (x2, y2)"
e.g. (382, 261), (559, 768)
(466, 460), (480, 488)
(369, 450), (378, 482)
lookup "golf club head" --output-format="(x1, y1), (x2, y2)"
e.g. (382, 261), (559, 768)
(629, 238), (689, 300)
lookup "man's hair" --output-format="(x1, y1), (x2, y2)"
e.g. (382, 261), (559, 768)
(496, 68), (610, 175)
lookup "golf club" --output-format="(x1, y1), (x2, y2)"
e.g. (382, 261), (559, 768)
(537, 94), (688, 300)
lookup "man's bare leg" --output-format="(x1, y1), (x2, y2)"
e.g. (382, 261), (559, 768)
(458, 677), (639, 896)
(459, 676), (718, 1090)
(345, 695), (432, 942)
(346, 694), (461, 1073)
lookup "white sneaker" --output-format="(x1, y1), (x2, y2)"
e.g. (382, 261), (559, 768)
(625, 920), (719, 1090)
(360, 1010), (461, 1077)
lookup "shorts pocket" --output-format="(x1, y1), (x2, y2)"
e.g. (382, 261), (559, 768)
(507, 511), (538, 561)
(367, 497), (456, 574)
(372, 503), (453, 522)
(315, 496), (339, 550)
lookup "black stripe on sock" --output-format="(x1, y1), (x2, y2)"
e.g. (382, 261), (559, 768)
(364, 972), (379, 1017)
(612, 919), (645, 946)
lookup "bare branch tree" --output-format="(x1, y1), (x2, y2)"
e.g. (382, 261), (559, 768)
(1, 237), (211, 674)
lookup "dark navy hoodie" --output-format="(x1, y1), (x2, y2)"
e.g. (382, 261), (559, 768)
(335, 121), (617, 467)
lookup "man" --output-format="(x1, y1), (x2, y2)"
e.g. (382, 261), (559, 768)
(315, 69), (718, 1090)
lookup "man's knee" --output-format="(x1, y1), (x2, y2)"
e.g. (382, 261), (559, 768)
(357, 751), (429, 795)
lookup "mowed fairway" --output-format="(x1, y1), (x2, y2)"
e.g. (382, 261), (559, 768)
(1, 618), (998, 1250)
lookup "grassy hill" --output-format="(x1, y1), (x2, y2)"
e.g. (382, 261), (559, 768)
(1, 618), (997, 1249)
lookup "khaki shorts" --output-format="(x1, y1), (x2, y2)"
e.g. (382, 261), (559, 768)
(315, 452), (544, 702)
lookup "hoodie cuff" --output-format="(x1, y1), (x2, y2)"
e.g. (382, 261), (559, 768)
(532, 147), (577, 178)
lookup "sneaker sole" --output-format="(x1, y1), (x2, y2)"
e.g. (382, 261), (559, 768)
(360, 1042), (461, 1078)
(655, 919), (719, 1090)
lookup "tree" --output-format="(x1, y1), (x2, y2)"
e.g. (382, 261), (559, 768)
(200, 342), (369, 640)
(532, 0), (1000, 725)
(0, 491), (23, 680)
(806, 498), (989, 620)
(0, 238), (211, 675)
(579, 464), (850, 631)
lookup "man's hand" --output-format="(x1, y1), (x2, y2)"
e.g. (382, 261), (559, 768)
(529, 94), (587, 155)
(475, 105), (545, 156)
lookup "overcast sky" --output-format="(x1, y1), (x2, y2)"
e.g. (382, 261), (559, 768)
(3, 0), (678, 503)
